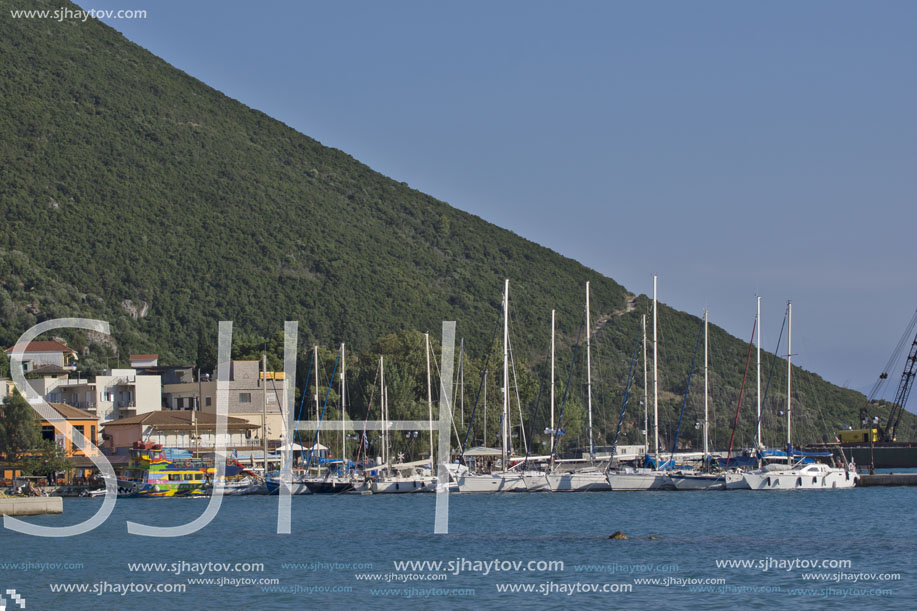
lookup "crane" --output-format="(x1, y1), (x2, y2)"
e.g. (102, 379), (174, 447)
(856, 309), (917, 443)
(883, 327), (917, 441)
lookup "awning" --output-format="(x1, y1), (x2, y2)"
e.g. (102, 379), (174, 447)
(463, 446), (503, 457)
(279, 443), (309, 451)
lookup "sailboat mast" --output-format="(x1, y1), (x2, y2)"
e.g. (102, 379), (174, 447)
(786, 301), (792, 449)
(502, 278), (509, 470)
(704, 309), (709, 460)
(550, 309), (556, 469)
(262, 352), (268, 474)
(379, 356), (388, 465)
(653, 275), (659, 459)
(340, 343), (346, 469)
(643, 314), (649, 456)
(756, 296), (762, 451)
(586, 281), (595, 463)
(425, 332), (434, 469)
(314, 345), (320, 452)
(483, 371), (487, 448)
(459, 338), (464, 426)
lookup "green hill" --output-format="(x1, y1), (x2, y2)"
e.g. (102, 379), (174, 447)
(1, 0), (911, 449)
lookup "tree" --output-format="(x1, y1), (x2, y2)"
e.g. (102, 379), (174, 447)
(20, 440), (71, 479)
(196, 324), (217, 375)
(0, 391), (41, 462)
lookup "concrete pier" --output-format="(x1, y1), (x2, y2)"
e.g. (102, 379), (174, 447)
(0, 497), (63, 516)
(856, 473), (917, 487)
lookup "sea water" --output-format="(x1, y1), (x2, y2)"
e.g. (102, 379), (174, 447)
(2, 487), (914, 610)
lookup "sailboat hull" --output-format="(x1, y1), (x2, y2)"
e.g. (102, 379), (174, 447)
(546, 471), (611, 492)
(520, 472), (551, 491)
(668, 473), (726, 491)
(304, 479), (355, 494)
(371, 477), (436, 493)
(455, 473), (527, 493)
(265, 478), (312, 495)
(724, 472), (752, 490)
(606, 470), (674, 491)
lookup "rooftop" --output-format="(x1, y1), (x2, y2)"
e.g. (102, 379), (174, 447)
(46, 402), (98, 421)
(5, 340), (77, 354)
(102, 410), (258, 431)
(25, 364), (71, 376)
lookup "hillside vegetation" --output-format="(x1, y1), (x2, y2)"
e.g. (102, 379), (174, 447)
(1, 0), (910, 449)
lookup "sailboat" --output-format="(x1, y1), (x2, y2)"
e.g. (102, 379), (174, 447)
(454, 280), (528, 492)
(546, 282), (612, 492)
(265, 346), (326, 495)
(669, 309), (727, 490)
(515, 309), (556, 493)
(370, 341), (438, 493)
(304, 344), (359, 494)
(607, 276), (675, 490)
(740, 301), (858, 490)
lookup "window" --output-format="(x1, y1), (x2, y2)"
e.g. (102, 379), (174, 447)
(41, 425), (55, 441)
(74, 425), (85, 439)
(91, 426), (97, 444)
(239, 393), (252, 404)
(205, 396), (212, 407)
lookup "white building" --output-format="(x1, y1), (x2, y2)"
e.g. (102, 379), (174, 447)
(4, 340), (78, 372)
(129, 354), (159, 368)
(48, 368), (162, 422)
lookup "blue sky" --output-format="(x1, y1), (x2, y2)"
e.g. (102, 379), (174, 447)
(81, 0), (917, 395)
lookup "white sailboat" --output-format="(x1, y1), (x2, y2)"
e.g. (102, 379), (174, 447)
(371, 342), (438, 493)
(607, 275), (675, 491)
(548, 282), (612, 492)
(455, 280), (529, 493)
(519, 467), (551, 491)
(669, 309), (726, 491)
(547, 468), (612, 492)
(519, 309), (557, 493)
(453, 469), (526, 493)
(740, 301), (858, 490)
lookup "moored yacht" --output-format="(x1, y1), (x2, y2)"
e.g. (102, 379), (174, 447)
(606, 466), (674, 490)
(738, 302), (858, 491)
(741, 462), (857, 490)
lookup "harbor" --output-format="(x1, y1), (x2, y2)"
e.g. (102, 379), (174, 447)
(5, 279), (906, 499)
(2, 2), (917, 608)
(4, 485), (913, 609)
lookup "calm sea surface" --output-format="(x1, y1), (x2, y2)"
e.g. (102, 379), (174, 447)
(2, 486), (915, 610)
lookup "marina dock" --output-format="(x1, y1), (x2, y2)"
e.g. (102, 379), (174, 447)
(856, 473), (917, 487)
(0, 497), (63, 516)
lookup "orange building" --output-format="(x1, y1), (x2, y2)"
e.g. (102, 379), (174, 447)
(1, 402), (99, 483)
